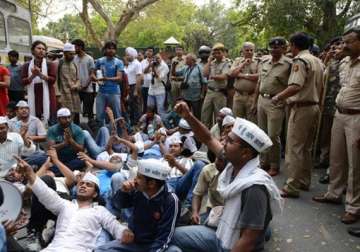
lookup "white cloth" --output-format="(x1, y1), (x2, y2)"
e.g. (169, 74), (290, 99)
(165, 131), (198, 154)
(125, 47), (138, 58)
(216, 156), (283, 250)
(222, 115), (235, 127)
(31, 177), (126, 252)
(57, 108), (71, 117)
(82, 172), (100, 188)
(0, 132), (36, 177)
(141, 59), (152, 88)
(124, 59), (142, 85)
(148, 61), (169, 96)
(165, 157), (193, 178)
(27, 58), (50, 122)
(138, 159), (170, 180)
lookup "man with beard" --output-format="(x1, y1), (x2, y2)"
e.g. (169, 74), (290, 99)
(8, 100), (47, 146)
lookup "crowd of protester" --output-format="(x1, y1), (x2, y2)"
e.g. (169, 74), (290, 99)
(0, 27), (359, 251)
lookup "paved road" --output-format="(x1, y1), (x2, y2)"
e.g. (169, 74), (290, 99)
(267, 169), (360, 252)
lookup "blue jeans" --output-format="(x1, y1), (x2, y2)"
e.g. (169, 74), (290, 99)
(26, 152), (85, 176)
(96, 241), (155, 252)
(167, 160), (205, 203)
(165, 225), (229, 252)
(147, 93), (166, 118)
(83, 127), (110, 159)
(96, 92), (122, 124)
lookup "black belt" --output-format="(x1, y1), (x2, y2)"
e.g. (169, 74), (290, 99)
(260, 93), (276, 98)
(336, 106), (360, 115)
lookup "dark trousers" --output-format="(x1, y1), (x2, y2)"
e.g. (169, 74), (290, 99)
(141, 87), (149, 113)
(79, 91), (95, 119)
(185, 99), (202, 120)
(128, 85), (141, 126)
(28, 176), (57, 233)
(8, 90), (25, 103)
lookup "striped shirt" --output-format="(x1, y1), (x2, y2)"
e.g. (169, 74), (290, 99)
(0, 132), (36, 177)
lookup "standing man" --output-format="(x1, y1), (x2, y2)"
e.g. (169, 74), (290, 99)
(7, 50), (24, 103)
(57, 43), (81, 125)
(72, 39), (96, 121)
(175, 53), (207, 119)
(141, 47), (155, 113)
(0, 61), (10, 116)
(21, 41), (57, 124)
(170, 45), (186, 104)
(197, 45), (211, 70)
(313, 28), (360, 224)
(93, 41), (124, 124)
(201, 43), (231, 128)
(229, 42), (259, 122)
(125, 47), (143, 126)
(272, 32), (324, 198)
(252, 37), (292, 176)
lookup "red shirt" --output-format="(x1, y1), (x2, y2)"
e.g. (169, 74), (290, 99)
(0, 66), (10, 116)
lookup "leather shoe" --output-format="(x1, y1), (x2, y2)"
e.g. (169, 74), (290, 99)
(312, 195), (342, 204)
(319, 174), (329, 184)
(341, 212), (359, 224)
(348, 227), (360, 237)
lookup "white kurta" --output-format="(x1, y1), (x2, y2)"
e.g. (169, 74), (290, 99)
(31, 177), (126, 252)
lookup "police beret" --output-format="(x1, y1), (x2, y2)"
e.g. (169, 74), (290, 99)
(269, 37), (287, 47)
(212, 43), (225, 51)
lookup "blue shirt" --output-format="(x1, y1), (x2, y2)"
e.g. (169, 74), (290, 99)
(176, 64), (207, 101)
(7, 64), (23, 91)
(47, 123), (85, 161)
(95, 57), (124, 94)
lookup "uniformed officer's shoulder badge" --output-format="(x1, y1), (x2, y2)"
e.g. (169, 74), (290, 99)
(293, 64), (300, 72)
(293, 57), (308, 69)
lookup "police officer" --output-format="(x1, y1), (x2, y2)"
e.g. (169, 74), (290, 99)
(271, 32), (324, 198)
(229, 42), (259, 122)
(253, 37), (292, 176)
(170, 45), (186, 103)
(313, 28), (360, 224)
(201, 43), (231, 128)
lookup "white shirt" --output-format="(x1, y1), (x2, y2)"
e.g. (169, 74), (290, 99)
(148, 61), (169, 96)
(31, 177), (126, 252)
(125, 59), (142, 85)
(141, 59), (152, 88)
(0, 132), (36, 177)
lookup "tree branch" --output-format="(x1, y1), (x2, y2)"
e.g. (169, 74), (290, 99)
(88, 0), (114, 28)
(337, 0), (352, 18)
(113, 0), (160, 38)
(79, 0), (103, 49)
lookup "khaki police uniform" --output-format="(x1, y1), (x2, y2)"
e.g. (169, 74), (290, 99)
(324, 56), (360, 214)
(170, 56), (186, 103)
(231, 57), (259, 122)
(201, 58), (231, 128)
(283, 49), (324, 195)
(257, 55), (292, 170)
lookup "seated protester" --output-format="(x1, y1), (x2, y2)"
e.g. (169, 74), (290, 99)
(96, 159), (179, 252)
(137, 105), (164, 141)
(219, 115), (235, 144)
(0, 116), (36, 177)
(167, 102), (283, 252)
(8, 100), (47, 147)
(191, 151), (226, 225)
(16, 157), (134, 252)
(5, 101), (17, 120)
(27, 108), (85, 175)
(27, 149), (76, 245)
(78, 135), (140, 199)
(210, 107), (233, 140)
(165, 119), (198, 156)
(84, 108), (132, 159)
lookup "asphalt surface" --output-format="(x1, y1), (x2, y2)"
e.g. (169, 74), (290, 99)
(267, 168), (360, 252)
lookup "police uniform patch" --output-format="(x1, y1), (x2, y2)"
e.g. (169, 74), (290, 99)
(293, 64), (299, 72)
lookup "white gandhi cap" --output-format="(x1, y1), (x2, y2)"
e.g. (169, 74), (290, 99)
(222, 115), (235, 127)
(232, 118), (273, 153)
(57, 108), (71, 117)
(137, 159), (170, 181)
(16, 100), (29, 108)
(0, 116), (7, 125)
(63, 43), (75, 52)
(82, 172), (100, 188)
(178, 119), (191, 130)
